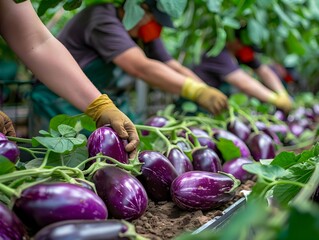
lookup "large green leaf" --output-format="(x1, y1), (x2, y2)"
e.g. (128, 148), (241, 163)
(158, 0), (187, 18)
(123, 0), (144, 30)
(215, 138), (241, 162)
(0, 157), (15, 175)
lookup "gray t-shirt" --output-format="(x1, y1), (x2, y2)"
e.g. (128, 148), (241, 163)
(58, 3), (172, 69)
(192, 48), (261, 88)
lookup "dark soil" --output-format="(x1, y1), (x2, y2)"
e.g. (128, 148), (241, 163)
(132, 180), (255, 240)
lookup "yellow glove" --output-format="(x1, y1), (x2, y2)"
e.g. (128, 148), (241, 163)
(85, 94), (139, 158)
(0, 111), (16, 137)
(181, 77), (228, 115)
(268, 91), (293, 114)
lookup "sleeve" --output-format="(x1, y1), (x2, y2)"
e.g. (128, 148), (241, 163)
(87, 9), (137, 63)
(143, 38), (173, 62)
(235, 46), (261, 69)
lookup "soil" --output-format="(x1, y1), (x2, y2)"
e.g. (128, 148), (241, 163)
(132, 180), (255, 240)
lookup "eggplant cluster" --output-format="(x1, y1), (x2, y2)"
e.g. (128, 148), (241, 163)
(0, 132), (20, 164)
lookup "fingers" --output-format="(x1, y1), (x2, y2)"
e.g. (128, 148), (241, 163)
(0, 111), (16, 136)
(111, 121), (129, 139)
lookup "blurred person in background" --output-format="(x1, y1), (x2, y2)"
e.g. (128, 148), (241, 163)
(0, 0), (139, 157)
(192, 27), (293, 114)
(30, 0), (228, 125)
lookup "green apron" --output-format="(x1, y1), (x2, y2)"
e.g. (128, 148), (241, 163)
(30, 58), (137, 130)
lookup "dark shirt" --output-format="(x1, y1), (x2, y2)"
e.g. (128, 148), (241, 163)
(192, 48), (261, 88)
(58, 3), (172, 69)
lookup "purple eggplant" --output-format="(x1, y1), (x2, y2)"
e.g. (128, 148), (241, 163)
(246, 132), (276, 161)
(189, 127), (217, 151)
(175, 140), (192, 152)
(262, 129), (282, 145)
(192, 148), (222, 173)
(222, 158), (254, 182)
(289, 122), (305, 137)
(0, 140), (20, 164)
(274, 110), (287, 121)
(0, 133), (8, 141)
(33, 219), (139, 240)
(138, 151), (178, 201)
(0, 202), (28, 240)
(13, 182), (108, 232)
(166, 147), (193, 175)
(171, 171), (239, 211)
(141, 116), (169, 136)
(313, 104), (319, 116)
(266, 124), (289, 142)
(227, 119), (251, 141)
(87, 126), (128, 164)
(92, 165), (148, 220)
(212, 128), (251, 158)
(254, 121), (267, 131)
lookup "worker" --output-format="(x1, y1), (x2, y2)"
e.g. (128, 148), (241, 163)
(30, 0), (228, 125)
(192, 29), (293, 113)
(0, 0), (139, 157)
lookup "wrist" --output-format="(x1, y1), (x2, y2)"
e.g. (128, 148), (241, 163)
(85, 94), (115, 121)
(181, 77), (206, 101)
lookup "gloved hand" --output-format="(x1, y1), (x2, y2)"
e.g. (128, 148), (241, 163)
(268, 90), (293, 113)
(181, 77), (228, 115)
(85, 94), (139, 158)
(0, 111), (16, 137)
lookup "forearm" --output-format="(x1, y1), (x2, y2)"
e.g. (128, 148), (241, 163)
(255, 65), (286, 92)
(226, 69), (275, 102)
(21, 37), (101, 111)
(165, 59), (202, 82)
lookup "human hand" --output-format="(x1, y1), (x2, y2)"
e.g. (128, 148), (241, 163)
(85, 95), (139, 159)
(0, 111), (16, 137)
(269, 91), (293, 114)
(181, 77), (228, 115)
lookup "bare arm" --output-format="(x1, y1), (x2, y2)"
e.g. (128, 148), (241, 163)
(225, 69), (276, 102)
(254, 64), (287, 93)
(0, 0), (100, 111)
(165, 59), (202, 82)
(113, 47), (191, 94)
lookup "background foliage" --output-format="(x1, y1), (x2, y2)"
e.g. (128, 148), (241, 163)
(1, 0), (319, 91)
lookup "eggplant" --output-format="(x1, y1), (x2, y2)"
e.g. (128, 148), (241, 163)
(166, 147), (193, 176)
(33, 219), (140, 240)
(189, 127), (217, 151)
(254, 121), (267, 131)
(266, 124), (289, 141)
(192, 148), (222, 173)
(212, 128), (251, 158)
(227, 119), (251, 141)
(222, 158), (254, 182)
(262, 129), (282, 145)
(274, 110), (286, 121)
(0, 140), (20, 164)
(87, 126), (128, 164)
(0, 132), (8, 141)
(0, 202), (28, 240)
(141, 116), (168, 136)
(246, 132), (276, 161)
(92, 165), (148, 220)
(288, 122), (305, 137)
(171, 171), (239, 211)
(175, 140), (192, 152)
(138, 151), (178, 201)
(313, 104), (319, 116)
(13, 182), (108, 232)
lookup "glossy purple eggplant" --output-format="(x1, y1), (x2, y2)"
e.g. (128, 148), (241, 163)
(254, 121), (267, 131)
(192, 148), (222, 173)
(87, 126), (128, 164)
(246, 132), (276, 161)
(289, 122), (305, 137)
(212, 128), (251, 158)
(13, 183), (107, 232)
(0, 132), (8, 141)
(262, 129), (282, 145)
(141, 116), (169, 136)
(33, 219), (137, 240)
(92, 165), (148, 220)
(227, 119), (251, 141)
(274, 110), (286, 121)
(189, 127), (217, 151)
(166, 147), (193, 176)
(266, 124), (289, 140)
(0, 202), (28, 240)
(222, 158), (255, 182)
(171, 171), (239, 211)
(138, 150), (178, 201)
(313, 104), (319, 116)
(175, 140), (192, 152)
(0, 140), (20, 164)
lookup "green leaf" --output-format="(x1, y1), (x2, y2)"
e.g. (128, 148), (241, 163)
(247, 19), (264, 45)
(63, 0), (82, 10)
(37, 0), (62, 16)
(0, 157), (15, 175)
(181, 101), (198, 113)
(273, 2), (295, 27)
(206, 0), (223, 13)
(24, 158), (43, 169)
(286, 31), (305, 55)
(243, 163), (288, 181)
(62, 146), (88, 169)
(222, 17), (241, 29)
(158, 0), (187, 18)
(207, 27), (226, 57)
(229, 93), (249, 106)
(49, 114), (95, 132)
(216, 138), (241, 162)
(58, 124), (77, 138)
(271, 151), (297, 169)
(123, 0), (144, 30)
